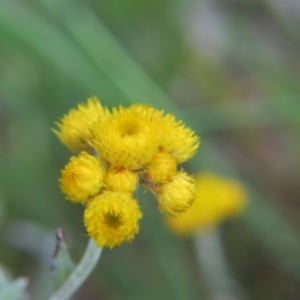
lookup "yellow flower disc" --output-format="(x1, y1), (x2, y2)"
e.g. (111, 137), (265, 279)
(146, 152), (177, 183)
(84, 191), (143, 249)
(93, 107), (159, 170)
(156, 171), (196, 215)
(105, 168), (138, 194)
(166, 173), (248, 235)
(157, 115), (200, 163)
(60, 152), (105, 203)
(53, 97), (108, 152)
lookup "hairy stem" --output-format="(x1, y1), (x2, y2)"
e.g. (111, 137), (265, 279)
(49, 238), (103, 300)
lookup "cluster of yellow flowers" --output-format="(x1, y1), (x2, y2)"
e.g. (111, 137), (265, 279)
(166, 172), (247, 235)
(54, 97), (199, 248)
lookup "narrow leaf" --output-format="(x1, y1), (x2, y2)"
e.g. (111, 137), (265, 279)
(49, 228), (75, 291)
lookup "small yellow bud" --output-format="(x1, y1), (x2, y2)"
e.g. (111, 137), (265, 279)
(60, 152), (105, 203)
(105, 168), (138, 194)
(166, 173), (248, 235)
(146, 152), (177, 183)
(156, 171), (196, 215)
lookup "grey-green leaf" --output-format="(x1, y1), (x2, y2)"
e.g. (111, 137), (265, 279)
(49, 228), (75, 291)
(0, 277), (29, 300)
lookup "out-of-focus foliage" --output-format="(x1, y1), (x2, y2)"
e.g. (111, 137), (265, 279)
(0, 264), (29, 300)
(0, 0), (300, 299)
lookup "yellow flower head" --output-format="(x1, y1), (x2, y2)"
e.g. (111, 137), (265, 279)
(84, 191), (143, 249)
(166, 173), (248, 235)
(105, 167), (138, 194)
(146, 152), (177, 183)
(60, 152), (105, 203)
(53, 97), (107, 152)
(156, 171), (196, 215)
(93, 106), (159, 170)
(157, 115), (200, 163)
(55, 98), (201, 247)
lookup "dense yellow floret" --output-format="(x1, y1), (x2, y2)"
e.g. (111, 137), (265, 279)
(53, 97), (107, 152)
(93, 106), (159, 170)
(156, 171), (196, 215)
(166, 173), (247, 235)
(84, 191), (143, 249)
(105, 168), (138, 194)
(59, 152), (105, 203)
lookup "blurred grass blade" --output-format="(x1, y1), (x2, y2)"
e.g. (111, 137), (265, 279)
(50, 228), (75, 291)
(185, 99), (300, 133)
(243, 189), (300, 279)
(140, 193), (201, 300)
(0, 3), (124, 102)
(61, 4), (175, 111)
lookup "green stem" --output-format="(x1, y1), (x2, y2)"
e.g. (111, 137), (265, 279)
(49, 239), (103, 300)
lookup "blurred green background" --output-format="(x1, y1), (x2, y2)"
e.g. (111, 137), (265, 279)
(0, 0), (300, 299)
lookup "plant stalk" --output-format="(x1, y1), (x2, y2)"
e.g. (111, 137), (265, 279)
(49, 238), (103, 300)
